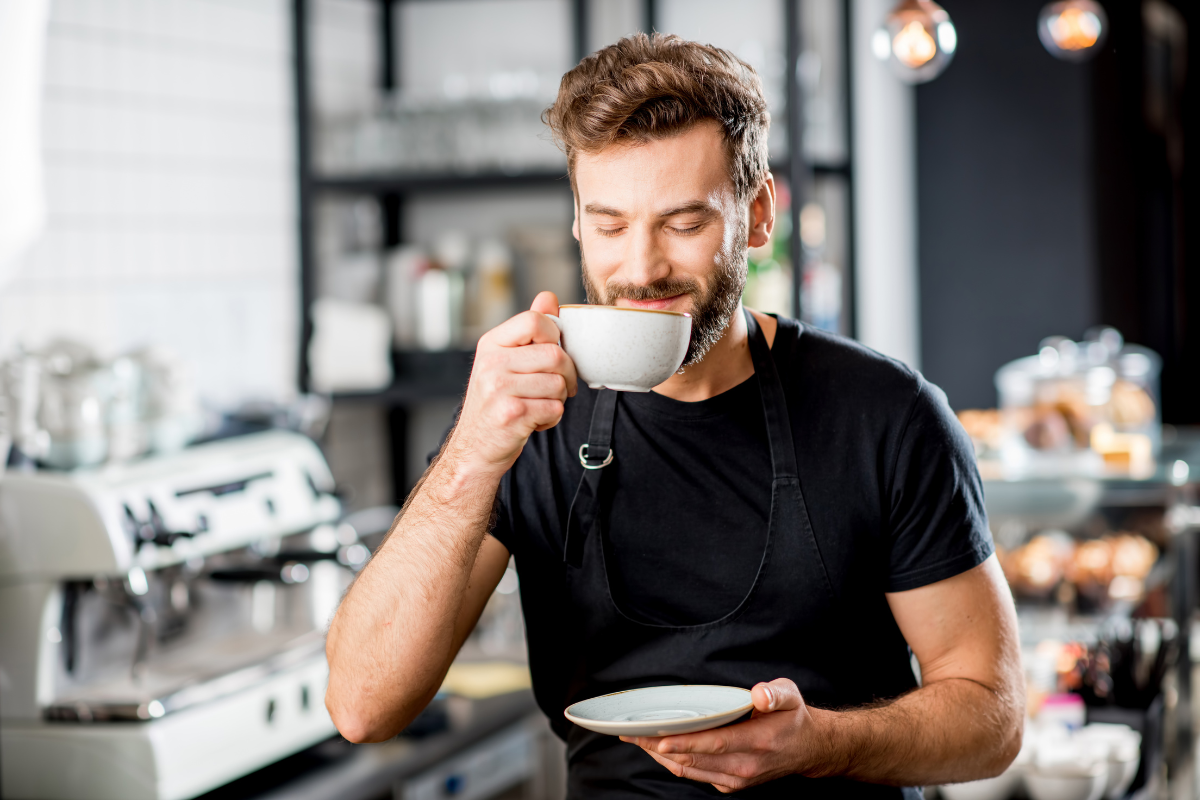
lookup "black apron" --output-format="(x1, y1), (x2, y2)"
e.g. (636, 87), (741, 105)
(559, 310), (918, 798)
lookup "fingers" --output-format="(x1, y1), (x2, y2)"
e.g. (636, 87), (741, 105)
(504, 343), (578, 396)
(645, 748), (735, 773)
(488, 309), (562, 348)
(494, 372), (571, 403)
(640, 748), (751, 792)
(529, 290), (560, 317)
(519, 398), (567, 431)
(446, 293), (572, 470)
(481, 395), (565, 433)
(752, 678), (801, 714)
(625, 728), (741, 757)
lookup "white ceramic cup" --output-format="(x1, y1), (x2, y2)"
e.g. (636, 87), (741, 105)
(549, 305), (692, 392)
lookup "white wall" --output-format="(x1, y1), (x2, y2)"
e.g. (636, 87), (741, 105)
(851, 0), (920, 369)
(0, 0), (298, 407)
(0, 0), (49, 280)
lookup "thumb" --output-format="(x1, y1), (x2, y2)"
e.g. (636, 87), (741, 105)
(751, 679), (802, 715)
(530, 291), (561, 317)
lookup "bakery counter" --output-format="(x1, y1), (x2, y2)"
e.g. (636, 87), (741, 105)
(959, 430), (1200, 800)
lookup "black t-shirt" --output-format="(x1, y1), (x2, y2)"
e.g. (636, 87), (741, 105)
(605, 375), (771, 626)
(436, 316), (993, 732)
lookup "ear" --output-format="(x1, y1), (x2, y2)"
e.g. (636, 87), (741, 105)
(747, 173), (776, 250)
(572, 196), (581, 242)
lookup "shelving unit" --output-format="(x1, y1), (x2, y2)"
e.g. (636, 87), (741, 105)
(289, 0), (856, 495)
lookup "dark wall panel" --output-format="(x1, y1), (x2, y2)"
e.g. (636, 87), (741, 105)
(1093, 0), (1199, 424)
(916, 0), (1100, 409)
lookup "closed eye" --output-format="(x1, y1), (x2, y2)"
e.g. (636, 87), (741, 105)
(593, 226), (626, 237)
(669, 223), (706, 235)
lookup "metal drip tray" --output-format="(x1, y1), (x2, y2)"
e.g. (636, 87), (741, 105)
(44, 628), (325, 722)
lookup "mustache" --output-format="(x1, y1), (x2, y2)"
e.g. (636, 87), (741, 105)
(600, 277), (701, 304)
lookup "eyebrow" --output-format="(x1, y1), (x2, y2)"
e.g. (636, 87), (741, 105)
(583, 200), (719, 218)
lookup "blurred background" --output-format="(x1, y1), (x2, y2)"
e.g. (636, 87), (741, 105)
(0, 1), (1198, 799)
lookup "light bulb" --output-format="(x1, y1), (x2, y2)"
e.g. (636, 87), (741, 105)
(894, 21), (938, 69)
(874, 0), (957, 84)
(1038, 0), (1108, 62)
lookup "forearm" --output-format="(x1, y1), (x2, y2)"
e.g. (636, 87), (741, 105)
(324, 295), (575, 742)
(811, 677), (1023, 786)
(324, 446), (501, 741)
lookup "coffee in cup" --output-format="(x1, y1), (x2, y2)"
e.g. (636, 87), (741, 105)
(549, 305), (691, 392)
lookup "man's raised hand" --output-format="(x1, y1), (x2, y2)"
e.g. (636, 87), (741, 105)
(446, 291), (578, 477)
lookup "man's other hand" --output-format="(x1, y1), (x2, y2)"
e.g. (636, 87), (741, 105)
(448, 291), (578, 476)
(621, 678), (823, 793)
(620, 558), (1024, 790)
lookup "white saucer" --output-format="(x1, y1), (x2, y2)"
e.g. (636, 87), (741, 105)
(564, 685), (754, 737)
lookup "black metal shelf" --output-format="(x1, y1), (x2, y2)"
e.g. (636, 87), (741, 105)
(332, 349), (474, 405)
(309, 160), (849, 197)
(333, 380), (467, 405)
(312, 169), (570, 196)
(811, 161), (852, 177)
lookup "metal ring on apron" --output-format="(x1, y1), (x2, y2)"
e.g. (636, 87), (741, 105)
(578, 443), (614, 469)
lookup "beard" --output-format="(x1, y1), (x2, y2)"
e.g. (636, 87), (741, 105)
(580, 224), (748, 368)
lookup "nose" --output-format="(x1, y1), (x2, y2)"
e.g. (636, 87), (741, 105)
(618, 223), (671, 288)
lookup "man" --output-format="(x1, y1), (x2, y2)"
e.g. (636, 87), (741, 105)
(326, 34), (1023, 797)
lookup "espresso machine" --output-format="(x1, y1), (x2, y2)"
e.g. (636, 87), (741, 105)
(0, 430), (360, 800)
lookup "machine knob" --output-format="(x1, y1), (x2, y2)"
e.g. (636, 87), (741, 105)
(126, 502), (201, 550)
(148, 501), (198, 547)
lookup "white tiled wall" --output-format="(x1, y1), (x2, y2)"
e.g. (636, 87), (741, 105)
(0, 0), (298, 406)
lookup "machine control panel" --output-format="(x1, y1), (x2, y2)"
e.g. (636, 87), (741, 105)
(0, 431), (340, 578)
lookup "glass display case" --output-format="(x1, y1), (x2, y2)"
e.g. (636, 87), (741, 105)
(994, 329), (1163, 477)
(973, 430), (1200, 798)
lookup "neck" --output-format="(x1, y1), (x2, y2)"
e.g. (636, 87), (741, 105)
(652, 303), (755, 402)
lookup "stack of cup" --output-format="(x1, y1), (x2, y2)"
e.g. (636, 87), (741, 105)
(938, 721), (1141, 800)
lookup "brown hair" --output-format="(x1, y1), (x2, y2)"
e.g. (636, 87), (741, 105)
(543, 33), (771, 204)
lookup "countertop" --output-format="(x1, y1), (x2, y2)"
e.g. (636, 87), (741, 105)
(196, 689), (541, 800)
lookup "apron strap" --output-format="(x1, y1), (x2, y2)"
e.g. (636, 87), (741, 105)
(564, 388), (618, 567)
(744, 308), (798, 481)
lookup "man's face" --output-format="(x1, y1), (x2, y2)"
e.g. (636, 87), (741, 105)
(572, 121), (749, 367)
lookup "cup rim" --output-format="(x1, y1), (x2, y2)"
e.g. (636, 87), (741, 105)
(558, 304), (691, 318)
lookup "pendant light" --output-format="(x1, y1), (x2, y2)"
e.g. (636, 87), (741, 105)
(1038, 0), (1108, 62)
(872, 0), (957, 84)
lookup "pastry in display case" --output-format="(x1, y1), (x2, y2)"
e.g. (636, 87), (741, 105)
(990, 328), (1161, 475)
(956, 408), (1004, 459)
(998, 531), (1159, 608)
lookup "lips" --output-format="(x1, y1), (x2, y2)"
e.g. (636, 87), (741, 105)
(617, 294), (688, 311)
